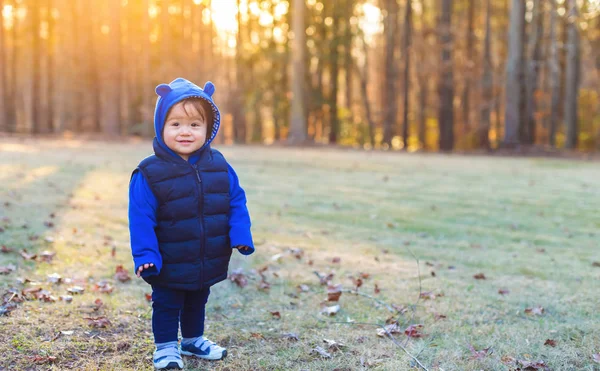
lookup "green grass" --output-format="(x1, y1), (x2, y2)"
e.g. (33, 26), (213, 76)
(1, 137), (599, 370)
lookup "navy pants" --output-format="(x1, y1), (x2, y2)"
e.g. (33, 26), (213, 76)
(151, 285), (211, 344)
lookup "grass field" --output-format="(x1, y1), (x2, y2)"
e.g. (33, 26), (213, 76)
(0, 137), (599, 371)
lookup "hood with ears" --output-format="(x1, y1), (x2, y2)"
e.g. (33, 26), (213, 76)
(153, 78), (221, 163)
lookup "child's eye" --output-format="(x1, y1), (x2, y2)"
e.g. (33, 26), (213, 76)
(192, 122), (204, 127)
(171, 122), (179, 127)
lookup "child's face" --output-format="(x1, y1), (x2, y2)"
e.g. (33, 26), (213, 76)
(163, 101), (208, 161)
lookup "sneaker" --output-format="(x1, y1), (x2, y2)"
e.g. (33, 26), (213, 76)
(180, 336), (227, 360)
(153, 346), (183, 370)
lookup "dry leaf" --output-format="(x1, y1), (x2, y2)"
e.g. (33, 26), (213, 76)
(376, 322), (401, 337)
(322, 305), (340, 316)
(498, 289), (510, 295)
(592, 353), (600, 363)
(47, 273), (62, 284)
(331, 257), (341, 264)
(315, 271), (334, 286)
(228, 269), (248, 288)
(114, 265), (131, 283)
(290, 248), (304, 259)
(327, 284), (342, 302)
(544, 339), (557, 347)
(515, 359), (549, 370)
(39, 251), (56, 262)
(434, 313), (447, 320)
(145, 293), (152, 302)
(297, 284), (310, 293)
(60, 295), (73, 303)
(524, 306), (544, 316)
(323, 338), (345, 351)
(374, 284), (381, 294)
(282, 332), (299, 341)
(419, 291), (439, 300)
(270, 311), (281, 319)
(20, 249), (37, 261)
(468, 343), (492, 360)
(473, 273), (486, 280)
(311, 346), (332, 359)
(1, 245), (13, 253)
(93, 281), (114, 294)
(392, 304), (408, 314)
(67, 286), (85, 295)
(404, 324), (425, 338)
(0, 264), (16, 275)
(31, 355), (57, 364)
(592, 262), (600, 267)
(84, 316), (111, 328)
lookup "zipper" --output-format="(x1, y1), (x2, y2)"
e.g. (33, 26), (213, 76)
(192, 164), (205, 286)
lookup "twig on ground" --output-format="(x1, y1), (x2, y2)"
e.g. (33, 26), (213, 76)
(340, 289), (396, 313)
(318, 317), (429, 371)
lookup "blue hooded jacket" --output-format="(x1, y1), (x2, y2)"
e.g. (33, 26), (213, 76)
(128, 78), (254, 290)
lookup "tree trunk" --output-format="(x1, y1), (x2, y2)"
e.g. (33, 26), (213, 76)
(7, 0), (18, 132)
(288, 0), (307, 144)
(504, 0), (525, 147)
(548, 0), (560, 147)
(104, 0), (122, 135)
(328, 3), (340, 144)
(141, 0), (152, 136)
(524, 0), (544, 145)
(564, 0), (580, 149)
(344, 0), (353, 111)
(462, 0), (475, 134)
(479, 0), (492, 150)
(438, 0), (454, 151)
(0, 0), (6, 132)
(382, 0), (398, 147)
(232, 0), (247, 143)
(401, 0), (413, 150)
(46, 0), (55, 132)
(31, 0), (42, 133)
(356, 36), (376, 148)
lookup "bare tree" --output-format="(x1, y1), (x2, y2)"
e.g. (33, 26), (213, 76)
(32, 0), (42, 133)
(462, 0), (475, 135)
(140, 0), (152, 136)
(564, 0), (580, 149)
(328, 2), (340, 144)
(438, 0), (455, 151)
(401, 0), (413, 150)
(288, 0), (307, 144)
(0, 0), (6, 132)
(47, 0), (55, 132)
(382, 0), (399, 147)
(524, 0), (544, 145)
(356, 35), (376, 147)
(479, 0), (492, 150)
(103, 0), (122, 135)
(504, 0), (526, 147)
(548, 0), (560, 147)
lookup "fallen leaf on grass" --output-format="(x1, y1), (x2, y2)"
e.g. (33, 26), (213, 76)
(228, 269), (248, 288)
(525, 306), (545, 316)
(311, 346), (332, 359)
(498, 289), (510, 295)
(59, 295), (73, 303)
(145, 293), (152, 302)
(376, 322), (401, 337)
(473, 273), (486, 280)
(544, 339), (557, 347)
(352, 277), (363, 290)
(374, 284), (380, 294)
(331, 257), (341, 264)
(84, 316), (111, 328)
(516, 359), (550, 370)
(327, 284), (342, 302)
(434, 313), (447, 320)
(392, 304), (408, 314)
(315, 271), (334, 286)
(468, 343), (492, 360)
(44, 221), (55, 228)
(321, 305), (340, 316)
(20, 249), (37, 261)
(323, 338), (345, 351)
(290, 248), (304, 259)
(269, 311), (281, 319)
(419, 291), (442, 300)
(67, 286), (85, 295)
(39, 251), (56, 262)
(80, 299), (104, 313)
(93, 281), (114, 294)
(258, 279), (271, 291)
(592, 353), (600, 363)
(31, 355), (57, 364)
(114, 265), (131, 282)
(0, 264), (16, 275)
(592, 262), (600, 267)
(47, 273), (62, 284)
(297, 284), (310, 293)
(271, 253), (283, 263)
(404, 324), (425, 338)
(1, 245), (13, 253)
(281, 333), (299, 341)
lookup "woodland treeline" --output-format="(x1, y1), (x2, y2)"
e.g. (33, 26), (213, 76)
(0, 0), (599, 151)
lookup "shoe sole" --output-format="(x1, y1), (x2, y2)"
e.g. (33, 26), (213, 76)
(154, 360), (183, 370)
(181, 349), (227, 361)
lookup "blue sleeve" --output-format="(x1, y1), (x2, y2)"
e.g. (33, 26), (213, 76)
(128, 170), (162, 276)
(227, 164), (255, 255)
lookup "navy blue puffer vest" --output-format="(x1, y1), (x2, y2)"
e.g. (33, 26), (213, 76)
(135, 139), (231, 290)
